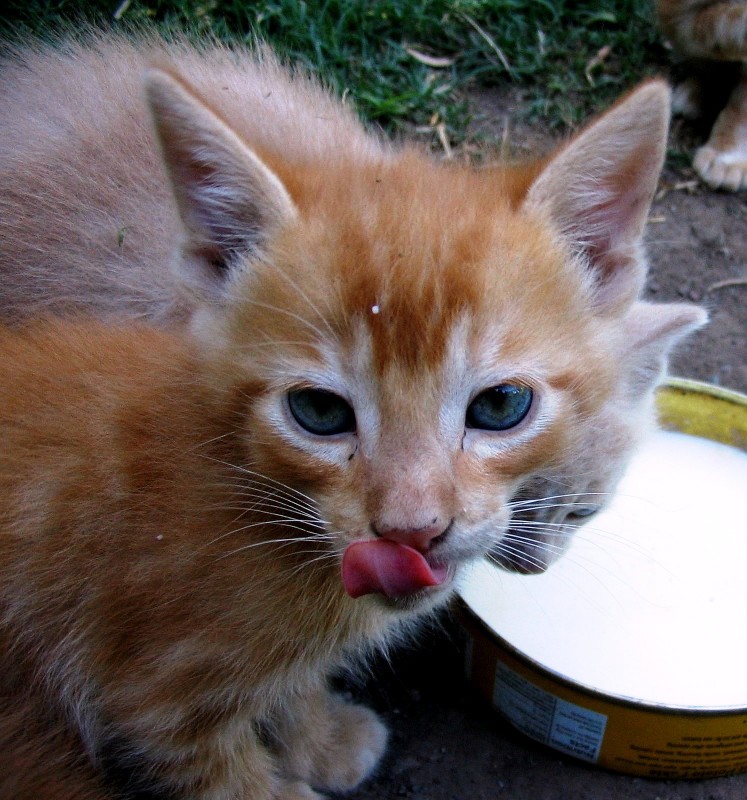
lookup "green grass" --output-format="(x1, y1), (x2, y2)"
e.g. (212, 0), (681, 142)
(0, 1), (666, 144)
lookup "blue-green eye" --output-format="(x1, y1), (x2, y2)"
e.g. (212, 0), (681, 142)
(288, 389), (355, 436)
(466, 384), (533, 431)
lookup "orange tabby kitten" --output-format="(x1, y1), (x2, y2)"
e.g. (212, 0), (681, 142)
(0, 35), (705, 797)
(657, 0), (747, 190)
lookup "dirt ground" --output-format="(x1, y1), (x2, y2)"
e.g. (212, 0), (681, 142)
(347, 86), (747, 800)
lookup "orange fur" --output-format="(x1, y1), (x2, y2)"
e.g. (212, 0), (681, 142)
(0, 32), (707, 797)
(0, 322), (396, 799)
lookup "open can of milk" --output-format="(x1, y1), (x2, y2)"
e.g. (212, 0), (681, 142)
(458, 378), (747, 779)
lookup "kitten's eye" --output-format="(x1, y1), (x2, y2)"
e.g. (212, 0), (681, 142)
(466, 384), (533, 431)
(568, 505), (600, 520)
(288, 389), (355, 436)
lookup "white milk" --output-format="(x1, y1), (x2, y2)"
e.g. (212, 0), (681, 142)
(460, 430), (747, 709)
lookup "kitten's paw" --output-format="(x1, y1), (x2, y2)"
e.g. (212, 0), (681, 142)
(276, 780), (325, 800)
(279, 694), (388, 793)
(694, 144), (747, 191)
(672, 77), (704, 120)
(309, 699), (388, 793)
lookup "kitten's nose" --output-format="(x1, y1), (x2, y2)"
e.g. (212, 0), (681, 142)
(373, 522), (449, 552)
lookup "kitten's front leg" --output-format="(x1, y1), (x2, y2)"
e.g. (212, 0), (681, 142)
(106, 712), (323, 800)
(275, 780), (324, 800)
(273, 684), (388, 794)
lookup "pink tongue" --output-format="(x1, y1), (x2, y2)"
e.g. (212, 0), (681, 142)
(342, 540), (448, 599)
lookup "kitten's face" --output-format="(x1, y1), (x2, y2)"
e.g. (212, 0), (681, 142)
(199, 166), (618, 609)
(147, 71), (705, 609)
(492, 300), (684, 575)
(497, 404), (642, 574)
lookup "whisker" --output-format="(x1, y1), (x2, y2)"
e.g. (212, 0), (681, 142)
(506, 518), (658, 562)
(499, 532), (571, 554)
(214, 533), (334, 562)
(285, 552), (342, 578)
(489, 543), (628, 611)
(240, 299), (331, 342)
(217, 500), (326, 525)
(507, 520), (579, 532)
(193, 430), (238, 449)
(488, 546), (548, 573)
(227, 466), (320, 509)
(247, 339), (325, 350)
(221, 487), (323, 518)
(201, 457), (321, 511)
(208, 521), (333, 551)
(508, 492), (612, 510)
(256, 259), (336, 337)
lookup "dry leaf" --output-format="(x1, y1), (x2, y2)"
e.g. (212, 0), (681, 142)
(707, 275), (747, 292)
(674, 180), (699, 193)
(585, 45), (612, 85)
(436, 123), (453, 159)
(406, 47), (455, 69)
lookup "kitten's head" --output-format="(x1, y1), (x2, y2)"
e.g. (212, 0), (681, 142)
(496, 298), (708, 574)
(145, 70), (705, 610)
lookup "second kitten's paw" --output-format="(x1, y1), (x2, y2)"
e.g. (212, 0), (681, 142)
(672, 77), (704, 120)
(310, 699), (388, 793)
(693, 76), (747, 192)
(694, 144), (747, 191)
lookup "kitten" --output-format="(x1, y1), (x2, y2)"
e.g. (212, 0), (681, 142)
(0, 34), (706, 797)
(0, 34), (705, 576)
(657, 0), (747, 190)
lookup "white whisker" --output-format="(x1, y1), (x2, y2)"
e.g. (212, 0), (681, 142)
(214, 532), (333, 561)
(221, 487), (322, 519)
(241, 298), (331, 342)
(508, 492), (612, 510)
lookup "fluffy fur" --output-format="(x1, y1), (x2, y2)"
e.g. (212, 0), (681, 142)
(0, 33), (706, 798)
(657, 0), (747, 190)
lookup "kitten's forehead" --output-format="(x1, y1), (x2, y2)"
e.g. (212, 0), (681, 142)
(235, 154), (603, 390)
(328, 210), (592, 378)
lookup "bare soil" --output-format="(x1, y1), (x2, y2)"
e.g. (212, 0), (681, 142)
(348, 86), (747, 800)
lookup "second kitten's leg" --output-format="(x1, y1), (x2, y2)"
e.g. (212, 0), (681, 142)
(658, 1), (747, 61)
(694, 67), (747, 190)
(657, 1), (747, 190)
(274, 685), (388, 794)
(671, 75), (706, 120)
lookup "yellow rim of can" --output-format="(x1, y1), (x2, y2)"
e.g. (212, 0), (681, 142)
(657, 377), (747, 450)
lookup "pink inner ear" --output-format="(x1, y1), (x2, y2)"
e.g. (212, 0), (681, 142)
(341, 540), (448, 599)
(523, 81), (670, 314)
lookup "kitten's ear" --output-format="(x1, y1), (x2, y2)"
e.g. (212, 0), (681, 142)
(622, 302), (708, 396)
(523, 80), (671, 314)
(145, 68), (297, 297)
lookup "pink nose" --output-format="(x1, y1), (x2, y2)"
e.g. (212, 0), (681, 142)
(374, 523), (448, 552)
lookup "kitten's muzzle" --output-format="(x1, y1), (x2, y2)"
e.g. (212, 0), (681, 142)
(341, 539), (451, 599)
(340, 521), (453, 599)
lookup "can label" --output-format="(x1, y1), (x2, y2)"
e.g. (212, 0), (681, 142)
(463, 613), (747, 779)
(611, 731), (747, 779)
(494, 662), (607, 763)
